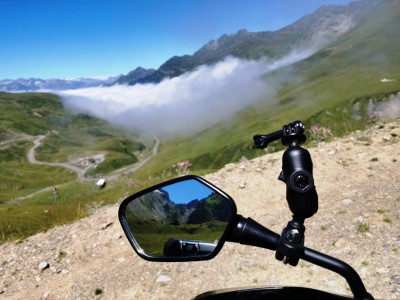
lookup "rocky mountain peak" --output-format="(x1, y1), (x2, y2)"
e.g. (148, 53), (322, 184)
(118, 0), (382, 86)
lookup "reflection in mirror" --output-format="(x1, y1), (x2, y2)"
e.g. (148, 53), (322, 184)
(123, 179), (233, 257)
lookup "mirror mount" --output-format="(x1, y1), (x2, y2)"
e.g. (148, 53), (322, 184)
(275, 218), (306, 266)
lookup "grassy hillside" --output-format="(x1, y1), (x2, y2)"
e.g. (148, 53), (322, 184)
(0, 92), (148, 242)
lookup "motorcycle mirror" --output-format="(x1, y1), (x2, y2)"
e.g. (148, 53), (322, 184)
(118, 175), (237, 262)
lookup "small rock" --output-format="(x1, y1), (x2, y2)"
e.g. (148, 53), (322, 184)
(334, 238), (346, 248)
(38, 261), (49, 270)
(239, 183), (246, 189)
(391, 287), (400, 294)
(326, 279), (338, 287)
(113, 233), (122, 240)
(391, 274), (400, 284)
(342, 199), (353, 206)
(383, 135), (392, 141)
(224, 164), (236, 172)
(50, 266), (61, 274)
(114, 257), (126, 264)
(239, 156), (248, 162)
(156, 274), (171, 283)
(376, 268), (390, 274)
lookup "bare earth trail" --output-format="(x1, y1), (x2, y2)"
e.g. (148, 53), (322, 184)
(0, 121), (399, 299)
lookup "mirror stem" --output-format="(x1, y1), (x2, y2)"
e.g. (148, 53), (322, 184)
(226, 215), (280, 251)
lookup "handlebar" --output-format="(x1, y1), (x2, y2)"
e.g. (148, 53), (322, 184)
(226, 215), (374, 300)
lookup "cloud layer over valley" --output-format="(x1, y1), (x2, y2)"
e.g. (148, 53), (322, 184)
(60, 50), (314, 138)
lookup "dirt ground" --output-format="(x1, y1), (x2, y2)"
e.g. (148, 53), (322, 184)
(1, 120), (399, 300)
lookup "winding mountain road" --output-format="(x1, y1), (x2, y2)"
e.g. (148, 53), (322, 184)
(10, 135), (160, 201)
(27, 135), (160, 180)
(27, 135), (91, 182)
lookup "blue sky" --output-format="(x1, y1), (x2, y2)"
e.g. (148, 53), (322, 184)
(162, 179), (215, 204)
(0, 0), (352, 80)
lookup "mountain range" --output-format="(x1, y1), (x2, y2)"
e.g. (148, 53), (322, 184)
(0, 76), (120, 92)
(1, 0), (382, 91)
(129, 188), (232, 225)
(115, 0), (381, 86)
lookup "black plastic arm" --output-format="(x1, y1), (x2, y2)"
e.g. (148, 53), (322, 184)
(253, 130), (283, 149)
(253, 120), (306, 149)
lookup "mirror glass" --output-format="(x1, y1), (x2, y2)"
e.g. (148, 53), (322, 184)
(121, 177), (235, 259)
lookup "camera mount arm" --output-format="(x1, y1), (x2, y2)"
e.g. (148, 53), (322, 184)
(253, 120), (306, 149)
(254, 121), (318, 266)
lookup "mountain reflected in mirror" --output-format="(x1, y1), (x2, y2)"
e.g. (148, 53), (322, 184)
(123, 178), (234, 257)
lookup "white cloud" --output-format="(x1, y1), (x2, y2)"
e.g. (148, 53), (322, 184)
(59, 50), (314, 138)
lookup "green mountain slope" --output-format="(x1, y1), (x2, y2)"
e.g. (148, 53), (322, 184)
(133, 0), (400, 180)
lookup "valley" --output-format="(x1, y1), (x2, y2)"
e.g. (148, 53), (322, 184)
(1, 1), (399, 299)
(1, 0), (400, 247)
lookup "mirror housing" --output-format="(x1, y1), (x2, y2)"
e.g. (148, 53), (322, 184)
(118, 175), (237, 262)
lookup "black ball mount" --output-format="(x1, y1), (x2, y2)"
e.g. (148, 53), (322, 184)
(254, 121), (318, 266)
